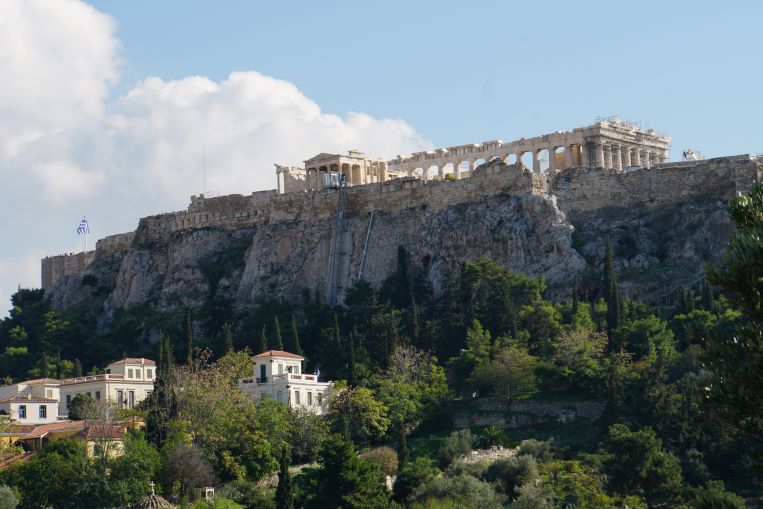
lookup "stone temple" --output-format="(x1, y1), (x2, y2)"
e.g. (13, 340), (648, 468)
(274, 119), (671, 193)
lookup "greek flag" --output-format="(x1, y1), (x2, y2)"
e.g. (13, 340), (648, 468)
(76, 217), (90, 235)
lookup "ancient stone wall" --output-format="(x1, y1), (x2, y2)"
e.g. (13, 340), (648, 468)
(41, 251), (95, 290)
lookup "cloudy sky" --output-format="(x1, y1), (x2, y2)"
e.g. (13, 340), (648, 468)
(1, 0), (762, 314)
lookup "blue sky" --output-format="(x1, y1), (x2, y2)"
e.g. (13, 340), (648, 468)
(91, 0), (762, 157)
(0, 0), (761, 314)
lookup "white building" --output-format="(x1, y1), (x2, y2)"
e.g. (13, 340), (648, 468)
(238, 350), (332, 414)
(58, 358), (155, 416)
(0, 378), (60, 424)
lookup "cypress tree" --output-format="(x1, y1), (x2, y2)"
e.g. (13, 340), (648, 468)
(73, 358), (83, 377)
(148, 333), (176, 448)
(289, 315), (303, 356)
(701, 279), (714, 311)
(275, 448), (294, 509)
(271, 316), (284, 350)
(347, 328), (357, 387)
(259, 324), (268, 353)
(222, 322), (234, 354)
(397, 419), (408, 469)
(604, 239), (623, 341)
(410, 295), (420, 345)
(185, 309), (193, 366)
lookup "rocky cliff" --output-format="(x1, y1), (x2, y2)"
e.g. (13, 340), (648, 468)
(41, 155), (762, 322)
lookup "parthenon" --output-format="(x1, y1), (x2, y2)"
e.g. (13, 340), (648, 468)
(274, 120), (671, 194)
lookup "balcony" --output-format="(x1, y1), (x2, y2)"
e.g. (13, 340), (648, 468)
(270, 373), (317, 383)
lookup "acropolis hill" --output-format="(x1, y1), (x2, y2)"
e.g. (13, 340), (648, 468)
(40, 121), (762, 317)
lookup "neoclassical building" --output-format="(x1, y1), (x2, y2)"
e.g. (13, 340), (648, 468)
(238, 350), (332, 414)
(274, 120), (671, 193)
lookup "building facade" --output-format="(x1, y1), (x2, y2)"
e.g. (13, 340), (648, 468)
(58, 358), (155, 416)
(0, 379), (61, 424)
(238, 350), (332, 414)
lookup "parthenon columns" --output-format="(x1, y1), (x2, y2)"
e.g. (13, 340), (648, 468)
(548, 148), (557, 172)
(622, 146), (631, 168)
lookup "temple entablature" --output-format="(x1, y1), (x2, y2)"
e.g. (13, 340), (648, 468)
(386, 120), (671, 178)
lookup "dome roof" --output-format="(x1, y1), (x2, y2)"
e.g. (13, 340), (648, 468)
(132, 494), (174, 509)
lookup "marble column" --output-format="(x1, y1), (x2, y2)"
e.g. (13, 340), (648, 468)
(605, 146), (613, 169)
(276, 170), (282, 194)
(533, 150), (541, 173)
(566, 145), (575, 169)
(613, 145), (622, 171)
(622, 146), (631, 168)
(632, 149), (641, 167)
(596, 144), (605, 168)
(643, 151), (652, 169)
(548, 148), (557, 172)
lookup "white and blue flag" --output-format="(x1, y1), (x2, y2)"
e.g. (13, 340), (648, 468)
(76, 217), (90, 235)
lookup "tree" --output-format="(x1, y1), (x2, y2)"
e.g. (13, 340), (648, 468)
(146, 333), (177, 448)
(288, 315), (303, 355)
(360, 446), (398, 477)
(304, 435), (390, 509)
(271, 317), (284, 350)
(393, 457), (439, 503)
(690, 480), (746, 509)
(469, 344), (537, 400)
(67, 393), (98, 421)
(185, 309), (194, 366)
(410, 473), (506, 509)
(483, 454), (538, 498)
(275, 448), (294, 509)
(258, 324), (268, 353)
(108, 430), (162, 506)
(614, 315), (676, 362)
(603, 424), (684, 507)
(604, 238), (623, 342)
(437, 430), (473, 468)
(222, 322), (235, 354)
(165, 444), (214, 503)
(706, 183), (763, 440)
(328, 386), (390, 445)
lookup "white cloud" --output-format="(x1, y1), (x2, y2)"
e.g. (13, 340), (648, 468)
(0, 0), (431, 315)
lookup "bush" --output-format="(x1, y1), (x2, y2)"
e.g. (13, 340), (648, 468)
(474, 426), (509, 449)
(483, 454), (538, 498)
(437, 430), (473, 468)
(394, 457), (439, 503)
(690, 481), (746, 509)
(0, 486), (18, 509)
(410, 473), (506, 509)
(516, 439), (552, 462)
(360, 446), (399, 477)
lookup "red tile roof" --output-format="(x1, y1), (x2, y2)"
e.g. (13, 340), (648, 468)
(252, 350), (305, 360)
(108, 357), (155, 366)
(17, 421), (86, 439)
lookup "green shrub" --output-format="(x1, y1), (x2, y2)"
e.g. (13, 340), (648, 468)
(360, 446), (399, 477)
(437, 430), (473, 468)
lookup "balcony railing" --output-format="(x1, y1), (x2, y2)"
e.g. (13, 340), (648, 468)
(60, 374), (126, 385)
(271, 373), (317, 382)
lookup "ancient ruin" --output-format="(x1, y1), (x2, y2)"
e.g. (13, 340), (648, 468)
(274, 120), (671, 193)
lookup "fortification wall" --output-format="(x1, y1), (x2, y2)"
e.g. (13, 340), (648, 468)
(95, 232), (135, 258)
(551, 155), (761, 215)
(41, 251), (95, 290)
(133, 162), (534, 244)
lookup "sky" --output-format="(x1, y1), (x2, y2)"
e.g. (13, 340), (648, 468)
(1, 0), (761, 315)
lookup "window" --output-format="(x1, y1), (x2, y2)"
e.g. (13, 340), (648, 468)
(307, 392), (313, 406)
(66, 394), (71, 406)
(46, 389), (52, 398)
(294, 364), (300, 374)
(146, 369), (153, 379)
(117, 390), (124, 409)
(95, 391), (101, 400)
(19, 405), (26, 419)
(276, 391), (283, 403)
(317, 393), (323, 406)
(278, 364), (284, 374)
(128, 368), (133, 379)
(39, 405), (47, 419)
(294, 391), (300, 405)
(128, 390), (135, 409)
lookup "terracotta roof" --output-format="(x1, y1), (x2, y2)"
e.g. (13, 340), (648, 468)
(108, 357), (156, 366)
(18, 420), (86, 439)
(74, 423), (128, 440)
(20, 378), (61, 385)
(252, 350), (305, 360)
(0, 396), (58, 404)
